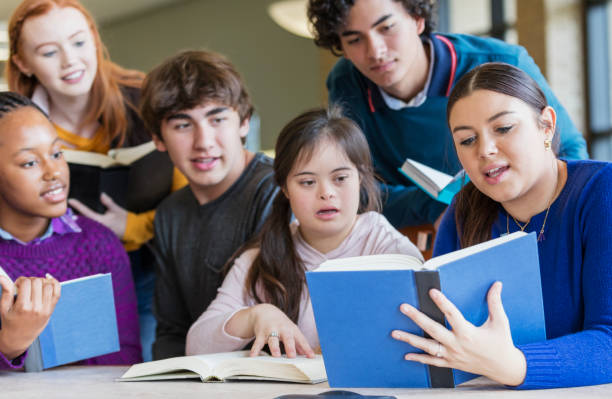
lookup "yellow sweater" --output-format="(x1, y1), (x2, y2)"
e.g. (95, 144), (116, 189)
(56, 124), (188, 251)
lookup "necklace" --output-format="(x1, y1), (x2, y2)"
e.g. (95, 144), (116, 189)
(506, 164), (561, 242)
(506, 206), (551, 241)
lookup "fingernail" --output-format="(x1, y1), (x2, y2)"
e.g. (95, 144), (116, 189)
(400, 304), (413, 313)
(430, 289), (441, 299)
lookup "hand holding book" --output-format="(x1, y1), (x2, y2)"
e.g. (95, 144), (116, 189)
(0, 274), (60, 361)
(68, 193), (128, 238)
(392, 282), (527, 386)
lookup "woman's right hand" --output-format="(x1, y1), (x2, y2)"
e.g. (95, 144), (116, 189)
(0, 276), (61, 360)
(237, 303), (315, 359)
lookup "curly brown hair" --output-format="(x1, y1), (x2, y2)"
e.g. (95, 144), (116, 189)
(307, 0), (436, 55)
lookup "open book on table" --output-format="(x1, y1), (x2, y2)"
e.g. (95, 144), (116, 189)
(306, 231), (546, 388)
(118, 350), (327, 384)
(399, 158), (469, 205)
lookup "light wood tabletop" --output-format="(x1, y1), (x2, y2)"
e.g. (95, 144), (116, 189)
(2, 365), (611, 399)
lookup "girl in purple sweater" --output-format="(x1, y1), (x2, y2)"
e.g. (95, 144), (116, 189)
(0, 92), (141, 370)
(186, 106), (422, 357)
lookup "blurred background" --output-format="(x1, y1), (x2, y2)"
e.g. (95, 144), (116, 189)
(0, 0), (611, 159)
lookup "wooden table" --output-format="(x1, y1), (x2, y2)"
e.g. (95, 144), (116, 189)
(2, 366), (611, 398)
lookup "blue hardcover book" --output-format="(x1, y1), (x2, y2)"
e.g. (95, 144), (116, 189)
(23, 273), (120, 371)
(306, 232), (545, 388)
(398, 158), (469, 205)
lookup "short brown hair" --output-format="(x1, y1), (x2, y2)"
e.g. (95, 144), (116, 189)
(140, 50), (254, 139)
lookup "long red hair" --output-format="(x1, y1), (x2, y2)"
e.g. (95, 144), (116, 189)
(6, 0), (145, 147)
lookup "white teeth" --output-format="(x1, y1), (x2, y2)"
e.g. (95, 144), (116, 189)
(63, 70), (83, 80)
(487, 167), (504, 177)
(44, 187), (63, 196)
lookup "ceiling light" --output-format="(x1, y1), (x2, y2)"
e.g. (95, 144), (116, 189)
(268, 0), (313, 39)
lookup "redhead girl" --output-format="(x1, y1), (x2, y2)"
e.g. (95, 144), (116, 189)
(7, 0), (186, 360)
(184, 106), (423, 357)
(391, 63), (612, 388)
(0, 92), (140, 369)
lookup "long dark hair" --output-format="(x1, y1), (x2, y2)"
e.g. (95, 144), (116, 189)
(447, 62), (558, 248)
(242, 105), (381, 322)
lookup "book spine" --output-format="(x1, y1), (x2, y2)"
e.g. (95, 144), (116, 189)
(414, 271), (455, 388)
(24, 337), (44, 372)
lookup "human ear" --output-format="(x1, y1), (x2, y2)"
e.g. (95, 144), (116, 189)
(414, 16), (426, 35)
(540, 106), (557, 141)
(11, 54), (33, 77)
(152, 133), (167, 152)
(238, 117), (250, 139)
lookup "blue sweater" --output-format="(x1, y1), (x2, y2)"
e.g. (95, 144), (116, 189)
(434, 160), (612, 388)
(328, 33), (588, 228)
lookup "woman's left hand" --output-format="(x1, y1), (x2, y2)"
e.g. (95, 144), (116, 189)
(68, 193), (127, 238)
(391, 281), (527, 386)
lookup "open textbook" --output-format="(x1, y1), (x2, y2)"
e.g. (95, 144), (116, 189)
(0, 269), (119, 372)
(62, 141), (173, 213)
(118, 350), (327, 384)
(307, 232), (546, 388)
(399, 158), (469, 205)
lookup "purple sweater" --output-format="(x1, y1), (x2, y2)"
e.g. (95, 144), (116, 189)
(0, 216), (142, 370)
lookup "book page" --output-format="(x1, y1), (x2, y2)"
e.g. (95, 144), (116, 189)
(63, 150), (119, 168)
(403, 159), (453, 193)
(315, 254), (423, 272)
(109, 141), (156, 165)
(423, 231), (527, 270)
(59, 273), (105, 286)
(214, 354), (326, 383)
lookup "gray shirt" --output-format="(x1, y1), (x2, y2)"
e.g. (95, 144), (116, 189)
(151, 153), (278, 360)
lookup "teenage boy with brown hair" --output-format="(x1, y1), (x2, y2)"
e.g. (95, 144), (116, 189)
(140, 50), (278, 360)
(308, 0), (587, 229)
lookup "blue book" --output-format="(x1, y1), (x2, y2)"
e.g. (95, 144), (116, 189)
(306, 232), (545, 388)
(23, 273), (120, 372)
(398, 158), (469, 205)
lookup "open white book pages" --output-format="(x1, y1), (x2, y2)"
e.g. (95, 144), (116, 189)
(315, 232), (526, 272)
(60, 273), (106, 286)
(401, 159), (454, 195)
(63, 141), (156, 168)
(118, 350), (327, 384)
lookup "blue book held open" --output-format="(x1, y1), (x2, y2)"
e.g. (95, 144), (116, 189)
(306, 232), (545, 388)
(23, 273), (120, 371)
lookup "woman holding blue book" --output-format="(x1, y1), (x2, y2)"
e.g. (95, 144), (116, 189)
(391, 62), (612, 388)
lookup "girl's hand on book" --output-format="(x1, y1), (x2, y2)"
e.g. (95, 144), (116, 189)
(69, 193), (127, 238)
(391, 282), (527, 386)
(249, 304), (315, 359)
(0, 276), (61, 360)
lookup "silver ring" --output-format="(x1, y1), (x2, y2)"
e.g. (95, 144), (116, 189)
(435, 342), (443, 358)
(268, 331), (280, 340)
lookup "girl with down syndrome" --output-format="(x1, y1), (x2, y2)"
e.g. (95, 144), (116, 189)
(186, 106), (423, 357)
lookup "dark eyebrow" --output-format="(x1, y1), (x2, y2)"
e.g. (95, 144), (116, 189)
(14, 136), (61, 154)
(166, 107), (228, 122)
(34, 30), (85, 51)
(452, 111), (516, 134)
(293, 166), (353, 177)
(487, 111), (514, 123)
(341, 14), (392, 37)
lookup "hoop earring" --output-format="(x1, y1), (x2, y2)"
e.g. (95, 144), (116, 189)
(544, 137), (552, 151)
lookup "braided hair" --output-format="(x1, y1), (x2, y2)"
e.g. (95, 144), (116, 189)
(0, 91), (48, 121)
